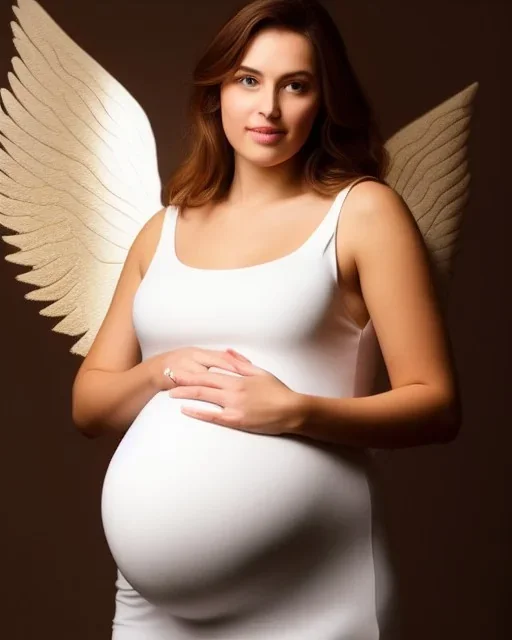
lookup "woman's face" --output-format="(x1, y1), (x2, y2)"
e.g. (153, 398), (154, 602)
(220, 28), (321, 168)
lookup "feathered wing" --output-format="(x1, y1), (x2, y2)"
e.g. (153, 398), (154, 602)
(0, 0), (162, 357)
(384, 81), (479, 305)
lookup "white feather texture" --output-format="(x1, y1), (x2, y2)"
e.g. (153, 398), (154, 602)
(0, 0), (162, 356)
(0, 0), (478, 357)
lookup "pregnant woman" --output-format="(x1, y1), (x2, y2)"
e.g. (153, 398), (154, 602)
(71, 1), (462, 638)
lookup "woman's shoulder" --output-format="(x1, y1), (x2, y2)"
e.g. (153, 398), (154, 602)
(344, 179), (424, 270)
(337, 179), (414, 270)
(344, 179), (407, 227)
(348, 177), (397, 203)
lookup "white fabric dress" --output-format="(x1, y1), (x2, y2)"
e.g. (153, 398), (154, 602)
(101, 177), (400, 639)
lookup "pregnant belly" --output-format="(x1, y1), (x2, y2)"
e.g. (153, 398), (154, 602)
(101, 389), (371, 620)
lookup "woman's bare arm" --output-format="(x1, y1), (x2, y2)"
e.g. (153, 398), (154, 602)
(72, 210), (165, 438)
(292, 182), (462, 448)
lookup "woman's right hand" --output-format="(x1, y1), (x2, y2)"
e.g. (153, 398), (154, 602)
(147, 347), (251, 391)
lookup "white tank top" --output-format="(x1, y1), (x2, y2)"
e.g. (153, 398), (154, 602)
(132, 176), (380, 402)
(101, 176), (398, 638)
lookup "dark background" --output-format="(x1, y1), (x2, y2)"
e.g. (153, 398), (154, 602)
(0, 0), (509, 638)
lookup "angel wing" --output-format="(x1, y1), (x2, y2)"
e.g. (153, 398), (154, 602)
(0, 0), (162, 357)
(0, 0), (478, 361)
(384, 81), (479, 305)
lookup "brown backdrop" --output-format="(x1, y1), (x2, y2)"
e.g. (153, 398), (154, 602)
(0, 0), (509, 638)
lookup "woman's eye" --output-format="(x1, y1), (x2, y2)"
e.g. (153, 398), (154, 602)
(238, 76), (257, 88)
(286, 81), (305, 93)
(236, 76), (306, 93)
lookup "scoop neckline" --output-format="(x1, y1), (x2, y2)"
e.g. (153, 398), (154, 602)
(169, 187), (347, 274)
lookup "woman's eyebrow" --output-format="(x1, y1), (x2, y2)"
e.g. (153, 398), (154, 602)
(236, 65), (314, 80)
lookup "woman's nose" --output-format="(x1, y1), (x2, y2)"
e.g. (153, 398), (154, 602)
(258, 89), (281, 118)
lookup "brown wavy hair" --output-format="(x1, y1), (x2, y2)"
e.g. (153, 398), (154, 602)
(163, 0), (389, 209)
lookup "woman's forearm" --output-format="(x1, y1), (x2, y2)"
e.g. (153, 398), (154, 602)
(291, 384), (461, 449)
(72, 359), (160, 438)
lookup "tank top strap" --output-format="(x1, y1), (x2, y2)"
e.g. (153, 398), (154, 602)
(309, 176), (381, 255)
(162, 204), (180, 265)
(164, 204), (179, 231)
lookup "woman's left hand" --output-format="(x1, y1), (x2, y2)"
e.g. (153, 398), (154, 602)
(168, 350), (305, 436)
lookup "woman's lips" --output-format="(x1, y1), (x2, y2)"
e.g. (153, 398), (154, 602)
(247, 129), (286, 145)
